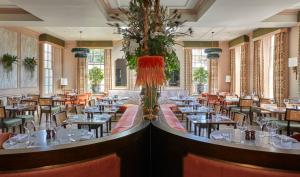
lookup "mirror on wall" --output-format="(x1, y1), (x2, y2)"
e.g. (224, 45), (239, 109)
(115, 59), (127, 87)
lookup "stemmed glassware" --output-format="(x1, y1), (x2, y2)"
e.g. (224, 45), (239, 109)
(283, 98), (289, 107)
(266, 121), (279, 143)
(24, 120), (36, 147)
(256, 117), (268, 137)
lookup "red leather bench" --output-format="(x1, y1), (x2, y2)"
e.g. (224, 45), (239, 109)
(0, 154), (120, 177)
(160, 104), (186, 132)
(184, 153), (300, 177)
(112, 105), (139, 134)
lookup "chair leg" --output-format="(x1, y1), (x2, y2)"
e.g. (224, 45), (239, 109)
(19, 125), (22, 133)
(39, 112), (43, 125)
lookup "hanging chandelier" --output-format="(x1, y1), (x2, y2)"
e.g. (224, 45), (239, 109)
(71, 31), (90, 58)
(204, 32), (222, 59)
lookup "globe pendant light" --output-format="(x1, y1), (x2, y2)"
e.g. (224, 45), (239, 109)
(71, 31), (90, 58)
(204, 32), (222, 59)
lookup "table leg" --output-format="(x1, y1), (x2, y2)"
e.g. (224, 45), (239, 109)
(95, 127), (99, 138)
(198, 125), (201, 136)
(189, 119), (192, 130)
(186, 118), (189, 131)
(208, 124), (212, 138)
(194, 124), (197, 135)
(100, 124), (103, 137)
(109, 119), (112, 131)
(106, 122), (109, 133)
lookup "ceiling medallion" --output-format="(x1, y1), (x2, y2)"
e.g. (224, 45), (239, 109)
(204, 32), (222, 59)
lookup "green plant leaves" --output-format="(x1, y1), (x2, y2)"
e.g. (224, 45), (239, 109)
(193, 67), (208, 84)
(1, 53), (17, 73)
(88, 67), (104, 86)
(23, 57), (37, 78)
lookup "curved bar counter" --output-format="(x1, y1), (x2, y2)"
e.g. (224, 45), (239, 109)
(0, 108), (300, 177)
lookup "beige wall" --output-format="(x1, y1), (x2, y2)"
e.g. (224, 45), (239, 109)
(63, 41), (78, 91)
(0, 27), (39, 98)
(218, 41), (230, 92)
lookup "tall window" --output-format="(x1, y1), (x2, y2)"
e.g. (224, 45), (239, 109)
(43, 43), (53, 95)
(234, 46), (242, 96)
(192, 49), (208, 94)
(262, 35), (275, 98)
(87, 49), (105, 93)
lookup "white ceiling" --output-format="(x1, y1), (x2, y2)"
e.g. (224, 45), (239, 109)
(0, 0), (299, 41)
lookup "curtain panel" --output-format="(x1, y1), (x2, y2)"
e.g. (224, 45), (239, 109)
(274, 32), (288, 106)
(104, 49), (112, 93)
(240, 43), (249, 95)
(229, 49), (235, 93)
(253, 40), (264, 97)
(184, 49), (193, 94)
(77, 58), (87, 94)
(209, 59), (218, 93)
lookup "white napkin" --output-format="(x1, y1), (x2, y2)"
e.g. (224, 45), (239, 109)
(211, 134), (223, 140)
(10, 134), (28, 143)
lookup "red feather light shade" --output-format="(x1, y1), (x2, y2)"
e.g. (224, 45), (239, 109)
(136, 56), (166, 87)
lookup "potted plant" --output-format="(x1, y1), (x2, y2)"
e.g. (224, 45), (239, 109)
(1, 53), (17, 73)
(88, 67), (104, 93)
(193, 67), (208, 94)
(23, 57), (37, 78)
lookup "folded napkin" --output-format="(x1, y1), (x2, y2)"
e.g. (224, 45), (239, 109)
(211, 134), (223, 140)
(10, 134), (28, 143)
(80, 134), (93, 141)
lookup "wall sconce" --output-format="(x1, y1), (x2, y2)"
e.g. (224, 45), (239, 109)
(60, 78), (68, 93)
(225, 75), (231, 83)
(288, 57), (298, 80)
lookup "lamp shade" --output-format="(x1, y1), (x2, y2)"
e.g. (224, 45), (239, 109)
(225, 75), (231, 83)
(288, 57), (298, 67)
(60, 78), (68, 86)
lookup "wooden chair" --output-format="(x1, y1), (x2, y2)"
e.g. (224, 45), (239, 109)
(230, 99), (253, 124)
(285, 109), (300, 136)
(27, 94), (40, 102)
(16, 100), (36, 132)
(207, 94), (219, 108)
(38, 98), (61, 125)
(0, 107), (22, 133)
(89, 99), (96, 107)
(233, 112), (246, 123)
(75, 105), (85, 114)
(6, 96), (21, 106)
(53, 111), (68, 127)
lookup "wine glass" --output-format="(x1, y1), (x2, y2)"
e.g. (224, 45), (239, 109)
(256, 117), (268, 137)
(24, 120), (36, 147)
(283, 99), (289, 107)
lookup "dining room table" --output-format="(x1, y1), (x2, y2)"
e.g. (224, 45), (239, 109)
(101, 96), (129, 102)
(178, 106), (214, 126)
(210, 128), (300, 150)
(84, 106), (119, 120)
(5, 104), (30, 118)
(187, 114), (236, 137)
(66, 114), (112, 138)
(251, 105), (286, 120)
(169, 96), (197, 103)
(2, 128), (94, 150)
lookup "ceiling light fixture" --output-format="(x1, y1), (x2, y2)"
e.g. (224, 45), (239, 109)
(71, 31), (90, 58)
(204, 32), (222, 59)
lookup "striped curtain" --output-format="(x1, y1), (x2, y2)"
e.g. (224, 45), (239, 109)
(184, 49), (193, 94)
(209, 59), (218, 93)
(104, 49), (112, 93)
(274, 32), (288, 106)
(240, 43), (249, 95)
(229, 49), (235, 93)
(253, 40), (264, 97)
(77, 58), (87, 93)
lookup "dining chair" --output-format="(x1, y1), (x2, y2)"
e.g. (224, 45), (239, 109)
(230, 99), (253, 124)
(207, 94), (219, 108)
(53, 111), (68, 127)
(38, 98), (61, 125)
(27, 94), (40, 102)
(89, 99), (96, 107)
(0, 107), (22, 133)
(15, 100), (37, 132)
(285, 109), (300, 136)
(75, 105), (85, 114)
(233, 112), (246, 123)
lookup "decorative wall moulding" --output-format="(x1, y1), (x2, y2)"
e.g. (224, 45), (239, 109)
(39, 34), (65, 47)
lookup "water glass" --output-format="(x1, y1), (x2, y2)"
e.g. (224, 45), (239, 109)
(280, 135), (292, 148)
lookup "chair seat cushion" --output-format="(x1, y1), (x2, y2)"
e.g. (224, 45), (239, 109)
(231, 108), (250, 113)
(41, 106), (60, 113)
(274, 120), (300, 130)
(16, 115), (34, 120)
(3, 118), (22, 126)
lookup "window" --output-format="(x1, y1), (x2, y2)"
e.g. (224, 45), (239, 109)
(192, 49), (208, 94)
(234, 46), (242, 96)
(87, 49), (105, 93)
(43, 43), (53, 96)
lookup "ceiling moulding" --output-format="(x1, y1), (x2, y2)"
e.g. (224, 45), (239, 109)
(77, 41), (113, 48)
(39, 34), (65, 47)
(96, 0), (216, 22)
(229, 35), (249, 48)
(183, 41), (219, 48)
(252, 28), (279, 39)
(0, 8), (42, 21)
